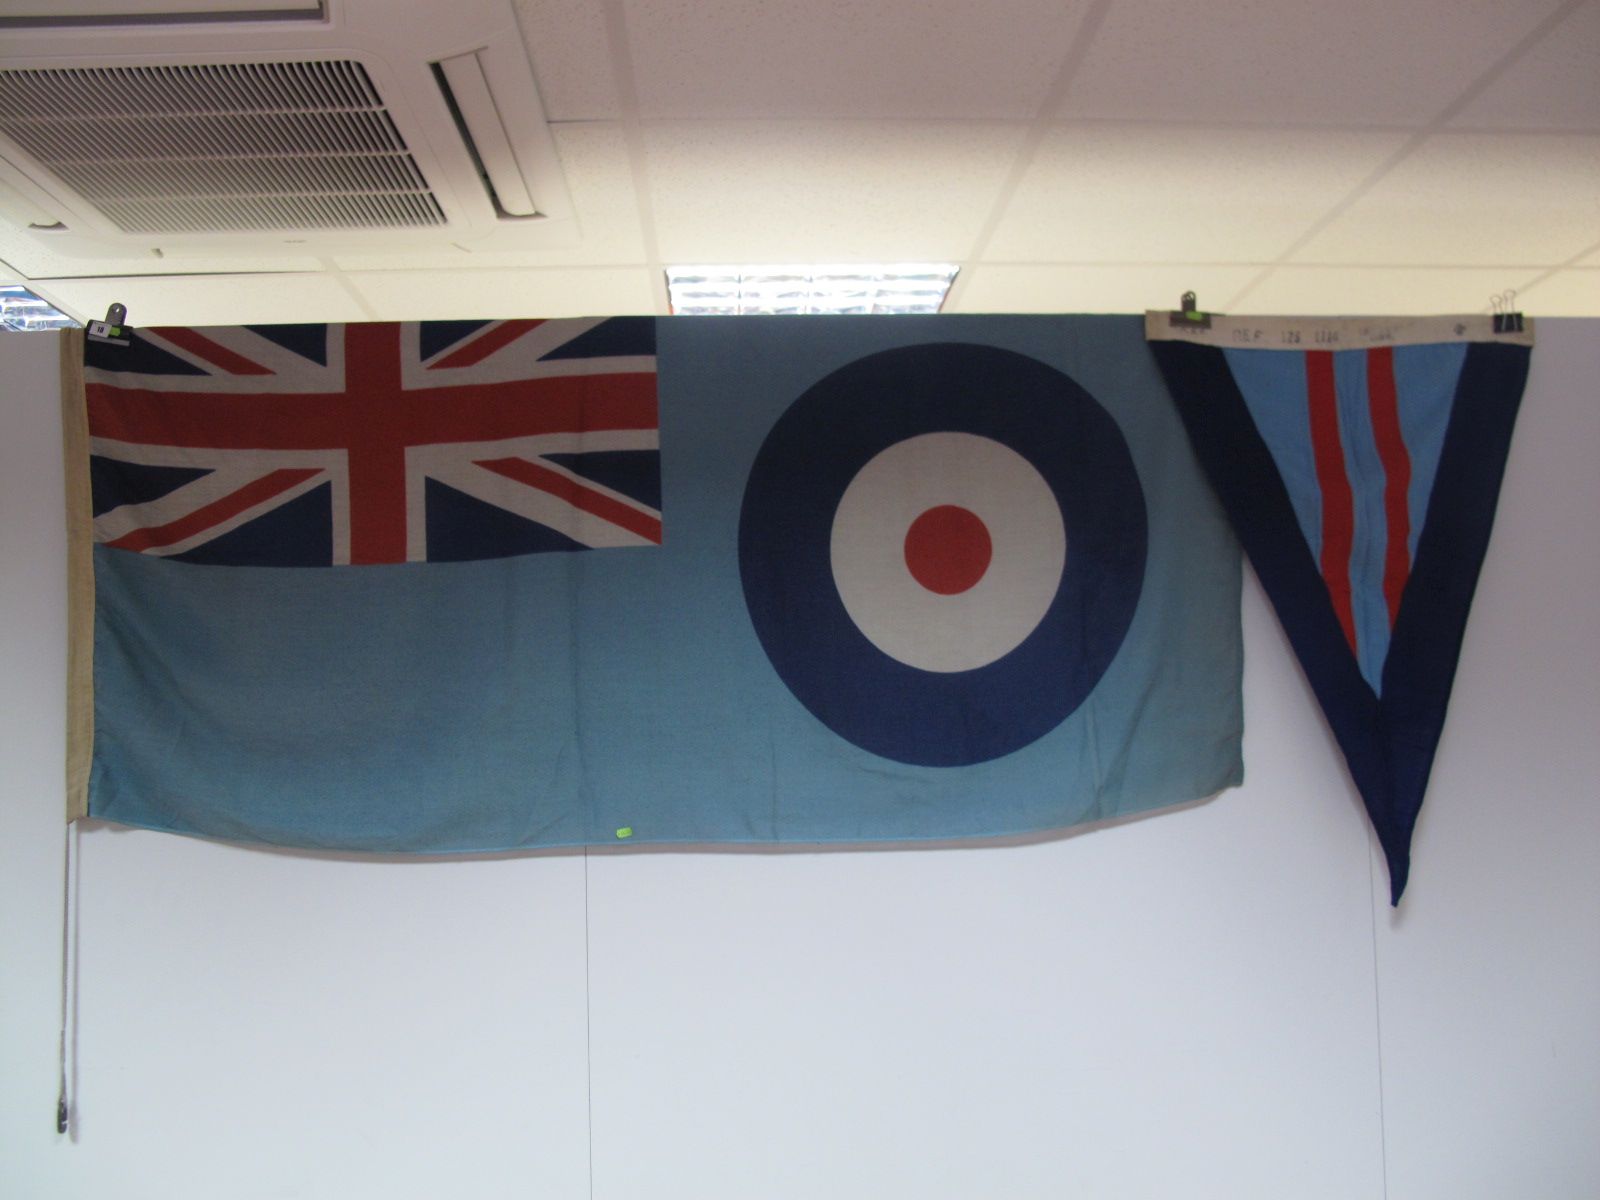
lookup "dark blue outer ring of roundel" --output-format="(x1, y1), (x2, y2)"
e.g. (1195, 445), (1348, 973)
(738, 342), (1148, 768)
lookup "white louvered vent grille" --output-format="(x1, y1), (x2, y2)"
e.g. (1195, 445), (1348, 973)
(0, 61), (446, 233)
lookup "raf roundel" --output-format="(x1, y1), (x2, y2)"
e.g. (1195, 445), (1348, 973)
(738, 342), (1147, 767)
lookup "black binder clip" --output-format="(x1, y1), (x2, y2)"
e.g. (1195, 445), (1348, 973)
(1168, 290), (1211, 330)
(1490, 290), (1524, 334)
(86, 301), (129, 346)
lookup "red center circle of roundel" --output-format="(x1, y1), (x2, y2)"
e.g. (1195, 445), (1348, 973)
(903, 504), (993, 595)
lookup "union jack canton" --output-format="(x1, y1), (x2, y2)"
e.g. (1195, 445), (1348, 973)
(83, 318), (661, 566)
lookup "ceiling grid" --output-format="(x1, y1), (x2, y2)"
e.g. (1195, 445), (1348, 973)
(0, 0), (1593, 320)
(597, 0), (667, 312)
(1223, 0), (1598, 311)
(943, 0), (1114, 311)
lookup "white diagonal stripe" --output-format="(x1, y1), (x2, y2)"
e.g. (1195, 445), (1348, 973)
(90, 440), (351, 564)
(399, 318), (654, 389)
(422, 456), (656, 553)
(84, 326), (344, 394)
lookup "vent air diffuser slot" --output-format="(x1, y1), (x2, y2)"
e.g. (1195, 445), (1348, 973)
(0, 60), (446, 233)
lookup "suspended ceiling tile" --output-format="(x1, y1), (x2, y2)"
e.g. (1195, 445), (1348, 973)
(1233, 266), (1540, 316)
(1290, 133), (1600, 266)
(545, 122), (650, 264)
(986, 125), (1405, 263)
(343, 267), (659, 319)
(1063, 0), (1568, 125)
(515, 0), (623, 120)
(1448, 0), (1600, 131)
(0, 223), (324, 280)
(39, 273), (369, 326)
(949, 263), (1261, 314)
(646, 121), (1025, 262)
(623, 0), (1089, 119)
(332, 124), (648, 271)
(1514, 268), (1600, 315)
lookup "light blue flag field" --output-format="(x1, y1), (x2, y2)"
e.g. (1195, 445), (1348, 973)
(68, 315), (1242, 851)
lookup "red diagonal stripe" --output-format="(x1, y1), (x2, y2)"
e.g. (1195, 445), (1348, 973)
(1306, 351), (1358, 654)
(1366, 346), (1412, 626)
(428, 320), (546, 369)
(106, 468), (322, 553)
(475, 457), (663, 545)
(151, 327), (274, 375)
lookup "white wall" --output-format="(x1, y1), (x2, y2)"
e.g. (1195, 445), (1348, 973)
(2, 323), (1595, 1200)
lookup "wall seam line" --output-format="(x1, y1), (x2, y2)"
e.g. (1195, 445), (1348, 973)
(1368, 844), (1391, 1200)
(582, 851), (595, 1200)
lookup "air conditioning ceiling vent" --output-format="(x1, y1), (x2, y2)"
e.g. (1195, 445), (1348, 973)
(0, 61), (445, 234)
(0, 0), (577, 258)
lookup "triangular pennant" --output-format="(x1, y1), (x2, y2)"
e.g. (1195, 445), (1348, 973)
(1146, 313), (1532, 902)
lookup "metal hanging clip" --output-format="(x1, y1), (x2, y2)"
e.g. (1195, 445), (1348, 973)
(1490, 290), (1524, 334)
(1168, 290), (1211, 330)
(86, 302), (129, 345)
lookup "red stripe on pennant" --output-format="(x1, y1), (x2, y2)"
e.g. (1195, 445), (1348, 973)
(106, 468), (322, 553)
(475, 457), (663, 545)
(1306, 351), (1358, 654)
(428, 320), (546, 369)
(1366, 345), (1412, 625)
(152, 327), (274, 375)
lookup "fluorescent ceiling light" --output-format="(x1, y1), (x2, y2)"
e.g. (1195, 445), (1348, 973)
(667, 264), (958, 315)
(0, 285), (77, 332)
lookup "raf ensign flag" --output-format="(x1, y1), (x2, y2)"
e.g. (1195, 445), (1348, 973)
(1147, 313), (1532, 902)
(66, 316), (1242, 852)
